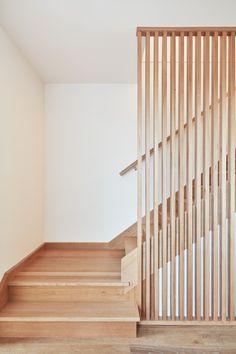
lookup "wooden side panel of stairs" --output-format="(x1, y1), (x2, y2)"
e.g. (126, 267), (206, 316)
(0, 244), (139, 338)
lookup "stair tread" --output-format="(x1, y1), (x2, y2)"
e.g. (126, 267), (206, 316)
(9, 275), (128, 287)
(0, 301), (139, 322)
(23, 256), (121, 273)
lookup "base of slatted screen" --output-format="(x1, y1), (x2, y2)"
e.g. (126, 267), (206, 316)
(139, 320), (236, 325)
(145, 213), (236, 320)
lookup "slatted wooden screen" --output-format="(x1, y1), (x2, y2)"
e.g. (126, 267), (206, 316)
(137, 27), (236, 323)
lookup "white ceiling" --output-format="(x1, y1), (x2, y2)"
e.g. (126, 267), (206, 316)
(0, 0), (235, 83)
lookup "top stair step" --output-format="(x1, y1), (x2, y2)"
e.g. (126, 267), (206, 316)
(41, 248), (125, 258)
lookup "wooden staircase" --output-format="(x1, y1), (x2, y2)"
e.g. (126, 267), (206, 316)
(0, 244), (139, 338)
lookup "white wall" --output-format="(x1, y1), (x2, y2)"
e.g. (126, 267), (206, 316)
(45, 84), (136, 242)
(0, 27), (44, 279)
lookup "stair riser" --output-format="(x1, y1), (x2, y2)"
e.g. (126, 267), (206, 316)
(0, 321), (137, 338)
(9, 286), (133, 302)
(42, 249), (125, 258)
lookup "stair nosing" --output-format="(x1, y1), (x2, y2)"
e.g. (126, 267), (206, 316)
(18, 271), (121, 277)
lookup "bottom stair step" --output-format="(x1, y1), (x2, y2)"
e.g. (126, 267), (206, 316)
(0, 321), (137, 338)
(0, 301), (139, 338)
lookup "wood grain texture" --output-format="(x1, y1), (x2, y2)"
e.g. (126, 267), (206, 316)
(211, 32), (219, 321)
(170, 32), (176, 320)
(18, 271), (121, 278)
(203, 32), (210, 321)
(228, 32), (235, 321)
(1, 326), (236, 353)
(8, 285), (132, 303)
(45, 243), (112, 250)
(153, 31), (159, 320)
(21, 253), (122, 273)
(161, 32), (168, 320)
(178, 32), (185, 320)
(137, 30), (143, 313)
(145, 31), (151, 320)
(133, 27), (236, 324)
(0, 301), (139, 321)
(130, 345), (236, 354)
(195, 31), (202, 321)
(9, 275), (125, 286)
(0, 322), (137, 339)
(0, 243), (139, 338)
(187, 32), (193, 320)
(220, 32), (227, 321)
(39, 248), (125, 258)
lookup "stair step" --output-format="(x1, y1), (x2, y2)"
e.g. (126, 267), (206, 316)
(1, 245), (138, 338)
(8, 274), (132, 302)
(124, 237), (137, 254)
(9, 275), (127, 287)
(22, 256), (121, 273)
(0, 301), (139, 338)
(8, 286), (132, 303)
(40, 248), (125, 258)
(0, 301), (139, 321)
(18, 271), (121, 278)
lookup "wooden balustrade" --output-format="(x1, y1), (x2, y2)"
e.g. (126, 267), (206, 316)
(136, 27), (236, 323)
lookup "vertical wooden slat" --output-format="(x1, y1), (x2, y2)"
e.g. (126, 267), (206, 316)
(203, 32), (210, 321)
(162, 32), (168, 320)
(167, 223), (171, 317)
(176, 216), (180, 317)
(228, 32), (235, 321)
(195, 32), (202, 321)
(192, 202), (197, 318)
(159, 228), (163, 318)
(153, 32), (159, 320)
(220, 32), (227, 321)
(150, 232), (155, 319)
(211, 32), (219, 321)
(170, 32), (176, 320)
(142, 236), (146, 315)
(145, 32), (151, 320)
(187, 32), (193, 320)
(137, 31), (143, 315)
(178, 32), (185, 320)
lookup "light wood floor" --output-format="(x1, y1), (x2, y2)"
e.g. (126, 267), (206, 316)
(0, 326), (236, 353)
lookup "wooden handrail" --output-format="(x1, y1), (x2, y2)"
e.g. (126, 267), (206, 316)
(120, 114), (196, 176)
(119, 89), (236, 176)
